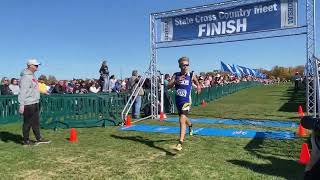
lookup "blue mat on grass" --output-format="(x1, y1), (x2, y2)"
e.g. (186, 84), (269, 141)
(165, 118), (298, 128)
(120, 124), (295, 139)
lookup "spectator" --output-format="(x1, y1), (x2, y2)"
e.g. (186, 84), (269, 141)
(214, 74), (223, 86)
(38, 76), (49, 95)
(204, 76), (211, 88)
(89, 81), (101, 93)
(64, 81), (71, 94)
(113, 80), (122, 93)
(18, 59), (51, 145)
(276, 77), (281, 85)
(108, 75), (117, 92)
(198, 76), (205, 88)
(164, 74), (170, 88)
(79, 81), (89, 94)
(293, 72), (301, 90)
(66, 79), (77, 93)
(69, 78), (77, 88)
(51, 80), (66, 94)
(9, 78), (20, 95)
(73, 82), (81, 94)
(121, 79), (127, 92)
(128, 70), (144, 119)
(163, 74), (171, 113)
(0, 77), (13, 95)
(99, 60), (109, 92)
(143, 78), (151, 90)
(47, 82), (56, 93)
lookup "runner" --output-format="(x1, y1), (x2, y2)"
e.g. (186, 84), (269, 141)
(168, 56), (201, 151)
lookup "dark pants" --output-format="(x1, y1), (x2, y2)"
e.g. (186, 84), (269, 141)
(164, 90), (171, 113)
(23, 103), (41, 141)
(295, 80), (300, 90)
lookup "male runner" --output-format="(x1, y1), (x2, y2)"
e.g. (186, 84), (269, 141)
(168, 56), (201, 151)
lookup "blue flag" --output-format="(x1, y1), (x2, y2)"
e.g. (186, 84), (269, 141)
(221, 61), (233, 73)
(232, 64), (242, 77)
(238, 66), (250, 75)
(247, 68), (255, 76)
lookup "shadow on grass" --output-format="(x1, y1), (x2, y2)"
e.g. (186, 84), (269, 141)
(278, 87), (305, 113)
(110, 135), (176, 156)
(0, 131), (23, 144)
(228, 138), (305, 179)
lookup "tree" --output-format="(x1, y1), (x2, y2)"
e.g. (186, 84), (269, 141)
(268, 65), (304, 80)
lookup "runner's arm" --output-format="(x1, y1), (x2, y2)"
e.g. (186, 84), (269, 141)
(167, 74), (176, 89)
(192, 74), (201, 94)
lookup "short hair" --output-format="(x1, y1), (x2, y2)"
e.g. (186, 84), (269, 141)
(1, 77), (9, 83)
(132, 70), (138, 76)
(178, 56), (189, 64)
(38, 75), (47, 81)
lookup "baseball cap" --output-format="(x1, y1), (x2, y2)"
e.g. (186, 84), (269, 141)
(3, 77), (9, 81)
(27, 59), (41, 66)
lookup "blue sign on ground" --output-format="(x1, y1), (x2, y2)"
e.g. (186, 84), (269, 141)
(120, 124), (295, 139)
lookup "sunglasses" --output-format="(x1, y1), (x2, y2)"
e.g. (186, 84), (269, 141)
(180, 64), (189, 67)
(34, 65), (39, 67)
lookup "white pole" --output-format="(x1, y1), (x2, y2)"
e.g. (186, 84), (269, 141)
(160, 74), (164, 114)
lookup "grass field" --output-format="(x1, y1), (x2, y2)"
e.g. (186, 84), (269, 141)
(0, 84), (307, 179)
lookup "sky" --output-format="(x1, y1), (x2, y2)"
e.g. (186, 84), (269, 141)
(0, 0), (319, 80)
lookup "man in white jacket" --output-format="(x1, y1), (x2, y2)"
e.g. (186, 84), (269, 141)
(18, 59), (51, 146)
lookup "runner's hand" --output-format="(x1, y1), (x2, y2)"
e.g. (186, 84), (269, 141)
(179, 75), (185, 81)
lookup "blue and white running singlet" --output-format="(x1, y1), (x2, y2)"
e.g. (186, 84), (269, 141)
(174, 72), (193, 114)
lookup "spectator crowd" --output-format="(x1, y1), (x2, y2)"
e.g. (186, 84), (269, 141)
(0, 60), (290, 120)
(0, 71), (278, 96)
(1, 60), (289, 96)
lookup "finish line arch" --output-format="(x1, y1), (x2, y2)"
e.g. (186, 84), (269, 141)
(123, 0), (317, 122)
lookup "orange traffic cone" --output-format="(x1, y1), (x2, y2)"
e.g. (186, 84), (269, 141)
(299, 143), (310, 165)
(159, 112), (167, 121)
(125, 115), (132, 127)
(297, 123), (308, 137)
(201, 100), (206, 107)
(69, 128), (78, 142)
(298, 105), (305, 117)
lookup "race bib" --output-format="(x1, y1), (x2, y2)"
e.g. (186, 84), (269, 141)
(179, 80), (189, 85)
(176, 89), (187, 97)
